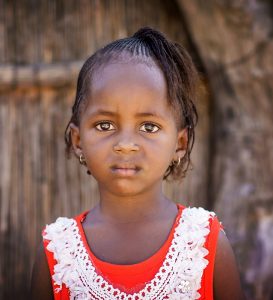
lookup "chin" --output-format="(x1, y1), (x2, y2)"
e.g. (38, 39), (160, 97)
(112, 187), (142, 197)
(108, 181), (147, 197)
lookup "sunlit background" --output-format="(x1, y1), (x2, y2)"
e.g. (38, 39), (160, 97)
(0, 1), (272, 299)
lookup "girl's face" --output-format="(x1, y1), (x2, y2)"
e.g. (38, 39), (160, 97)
(71, 61), (187, 196)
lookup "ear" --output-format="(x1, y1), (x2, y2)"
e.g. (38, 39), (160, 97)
(174, 128), (188, 159)
(70, 123), (82, 157)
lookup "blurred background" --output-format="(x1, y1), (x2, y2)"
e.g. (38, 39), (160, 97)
(0, 1), (272, 299)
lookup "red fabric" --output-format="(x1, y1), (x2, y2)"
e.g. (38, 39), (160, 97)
(75, 204), (184, 293)
(43, 204), (221, 299)
(200, 215), (221, 299)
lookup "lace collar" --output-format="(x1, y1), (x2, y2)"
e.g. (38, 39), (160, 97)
(44, 206), (214, 299)
(76, 204), (183, 275)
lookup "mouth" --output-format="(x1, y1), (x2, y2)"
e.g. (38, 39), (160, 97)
(111, 164), (141, 177)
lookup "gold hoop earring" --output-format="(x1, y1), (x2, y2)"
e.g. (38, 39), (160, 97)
(79, 153), (86, 165)
(79, 153), (91, 175)
(177, 156), (181, 166)
(172, 156), (181, 167)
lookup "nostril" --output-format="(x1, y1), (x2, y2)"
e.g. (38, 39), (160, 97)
(113, 142), (139, 153)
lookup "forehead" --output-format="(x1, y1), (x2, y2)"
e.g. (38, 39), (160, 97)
(93, 60), (165, 92)
(85, 61), (172, 114)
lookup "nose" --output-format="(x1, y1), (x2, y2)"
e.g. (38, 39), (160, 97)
(113, 135), (140, 154)
(113, 142), (139, 154)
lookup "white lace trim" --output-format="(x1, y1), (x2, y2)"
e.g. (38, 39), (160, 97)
(43, 207), (215, 300)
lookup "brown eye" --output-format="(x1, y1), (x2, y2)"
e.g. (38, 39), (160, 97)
(140, 123), (160, 133)
(95, 122), (115, 131)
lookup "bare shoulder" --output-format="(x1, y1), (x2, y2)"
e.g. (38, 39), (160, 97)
(30, 242), (54, 300)
(213, 230), (246, 300)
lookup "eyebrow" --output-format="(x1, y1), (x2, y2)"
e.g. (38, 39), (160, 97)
(89, 109), (165, 120)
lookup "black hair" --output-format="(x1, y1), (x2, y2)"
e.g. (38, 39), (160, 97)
(64, 27), (198, 180)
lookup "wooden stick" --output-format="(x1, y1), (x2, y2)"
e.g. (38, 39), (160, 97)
(0, 61), (83, 90)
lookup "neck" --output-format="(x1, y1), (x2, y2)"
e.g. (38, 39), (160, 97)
(95, 184), (174, 224)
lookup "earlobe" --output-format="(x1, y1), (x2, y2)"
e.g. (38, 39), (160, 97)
(69, 123), (82, 157)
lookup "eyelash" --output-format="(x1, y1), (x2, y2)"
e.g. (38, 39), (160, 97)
(95, 121), (160, 133)
(95, 121), (115, 131)
(140, 123), (160, 133)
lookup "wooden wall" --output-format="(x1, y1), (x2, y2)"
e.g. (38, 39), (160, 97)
(0, 1), (210, 299)
(0, 1), (272, 299)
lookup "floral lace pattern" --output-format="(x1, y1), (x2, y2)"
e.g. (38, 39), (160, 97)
(44, 207), (214, 300)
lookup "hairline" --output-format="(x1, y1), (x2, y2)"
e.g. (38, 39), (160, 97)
(77, 51), (184, 129)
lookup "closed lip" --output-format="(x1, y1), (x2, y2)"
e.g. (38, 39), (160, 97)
(110, 163), (141, 175)
(111, 163), (141, 170)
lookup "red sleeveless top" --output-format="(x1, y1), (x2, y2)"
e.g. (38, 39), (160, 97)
(43, 204), (221, 299)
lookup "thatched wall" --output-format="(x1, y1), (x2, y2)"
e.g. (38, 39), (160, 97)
(0, 1), (210, 299)
(0, 1), (272, 299)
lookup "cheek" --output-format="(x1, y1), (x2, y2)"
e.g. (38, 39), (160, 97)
(81, 133), (111, 163)
(80, 129), (177, 167)
(146, 134), (177, 163)
(81, 129), (108, 149)
(158, 131), (177, 152)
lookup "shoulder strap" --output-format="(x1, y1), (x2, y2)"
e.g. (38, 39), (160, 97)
(200, 215), (221, 299)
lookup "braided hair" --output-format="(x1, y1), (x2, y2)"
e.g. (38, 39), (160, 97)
(64, 27), (198, 180)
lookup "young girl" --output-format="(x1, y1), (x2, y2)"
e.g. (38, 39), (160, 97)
(31, 27), (245, 300)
